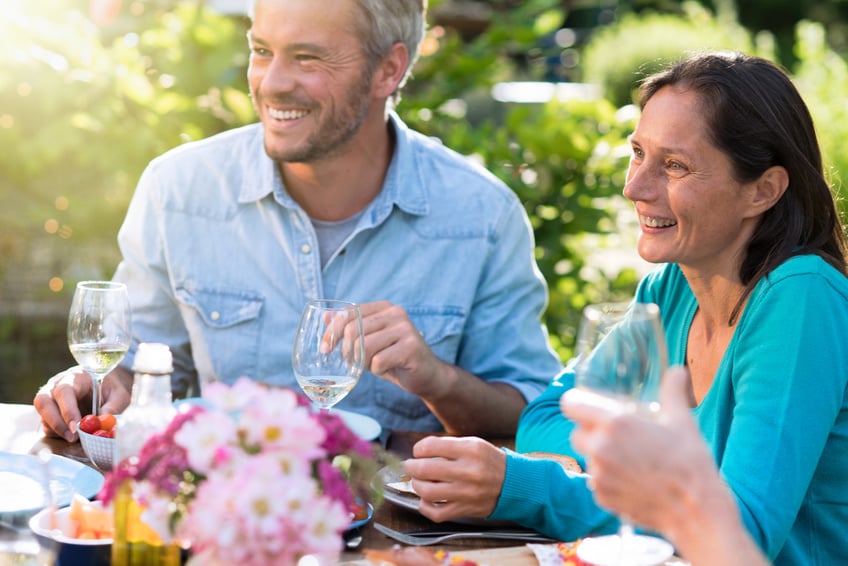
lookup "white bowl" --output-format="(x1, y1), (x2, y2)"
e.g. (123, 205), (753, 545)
(78, 429), (116, 471)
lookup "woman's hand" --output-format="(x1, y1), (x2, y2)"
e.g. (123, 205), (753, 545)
(403, 435), (506, 522)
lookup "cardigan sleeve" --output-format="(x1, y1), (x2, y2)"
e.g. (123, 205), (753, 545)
(705, 265), (848, 560)
(488, 449), (619, 540)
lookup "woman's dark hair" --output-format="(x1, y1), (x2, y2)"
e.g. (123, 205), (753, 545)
(639, 51), (848, 324)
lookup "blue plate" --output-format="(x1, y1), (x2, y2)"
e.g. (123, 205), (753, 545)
(0, 451), (104, 518)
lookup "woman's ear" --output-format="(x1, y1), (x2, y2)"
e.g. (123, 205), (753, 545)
(746, 165), (789, 217)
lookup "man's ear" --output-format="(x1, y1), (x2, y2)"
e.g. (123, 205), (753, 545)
(746, 165), (789, 217)
(371, 43), (409, 99)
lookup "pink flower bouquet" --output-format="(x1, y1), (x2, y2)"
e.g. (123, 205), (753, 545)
(101, 377), (381, 565)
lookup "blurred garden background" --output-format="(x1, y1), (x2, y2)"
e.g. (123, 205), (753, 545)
(3, 0), (848, 403)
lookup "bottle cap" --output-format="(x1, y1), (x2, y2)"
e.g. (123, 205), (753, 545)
(132, 342), (174, 374)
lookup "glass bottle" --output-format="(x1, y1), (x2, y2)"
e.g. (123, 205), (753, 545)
(111, 342), (181, 566)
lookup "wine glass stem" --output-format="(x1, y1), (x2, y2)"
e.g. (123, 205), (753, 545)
(618, 520), (636, 566)
(90, 374), (100, 417)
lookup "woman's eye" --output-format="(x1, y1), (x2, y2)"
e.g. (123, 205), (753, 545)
(631, 147), (644, 159)
(666, 161), (689, 176)
(251, 47), (270, 57)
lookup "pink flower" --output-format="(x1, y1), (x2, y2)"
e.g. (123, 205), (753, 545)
(101, 380), (380, 566)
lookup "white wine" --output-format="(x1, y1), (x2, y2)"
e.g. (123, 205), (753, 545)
(69, 343), (128, 376)
(297, 376), (357, 408)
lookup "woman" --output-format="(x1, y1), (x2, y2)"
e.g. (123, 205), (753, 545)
(403, 52), (848, 565)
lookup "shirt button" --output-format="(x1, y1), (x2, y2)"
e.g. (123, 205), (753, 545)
(210, 311), (221, 321)
(301, 244), (311, 254)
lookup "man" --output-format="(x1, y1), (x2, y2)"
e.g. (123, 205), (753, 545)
(35, 0), (561, 440)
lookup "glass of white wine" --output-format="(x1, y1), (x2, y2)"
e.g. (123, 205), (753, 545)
(292, 299), (365, 412)
(67, 281), (132, 417)
(573, 301), (674, 566)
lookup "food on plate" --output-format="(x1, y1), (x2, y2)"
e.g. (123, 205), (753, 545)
(68, 494), (113, 540)
(364, 547), (478, 565)
(524, 452), (583, 473)
(350, 501), (370, 522)
(385, 474), (416, 496)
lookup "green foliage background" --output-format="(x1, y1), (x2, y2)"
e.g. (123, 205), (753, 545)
(2, 0), (847, 401)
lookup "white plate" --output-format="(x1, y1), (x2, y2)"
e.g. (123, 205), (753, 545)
(378, 465), (513, 526)
(577, 534), (674, 566)
(0, 451), (104, 517)
(334, 409), (382, 441)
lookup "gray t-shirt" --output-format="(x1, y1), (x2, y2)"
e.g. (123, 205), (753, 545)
(311, 211), (363, 268)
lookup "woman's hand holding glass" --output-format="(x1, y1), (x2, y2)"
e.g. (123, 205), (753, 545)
(292, 299), (365, 411)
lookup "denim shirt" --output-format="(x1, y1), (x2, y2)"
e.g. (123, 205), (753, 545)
(113, 113), (562, 432)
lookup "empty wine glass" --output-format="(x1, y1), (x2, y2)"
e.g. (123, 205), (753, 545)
(67, 281), (132, 417)
(573, 301), (674, 566)
(292, 299), (365, 412)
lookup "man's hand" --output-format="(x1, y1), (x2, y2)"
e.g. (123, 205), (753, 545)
(33, 366), (133, 442)
(358, 301), (449, 400)
(355, 300), (526, 435)
(403, 435), (506, 522)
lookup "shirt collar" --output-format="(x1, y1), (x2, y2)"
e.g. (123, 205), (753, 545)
(236, 113), (430, 218)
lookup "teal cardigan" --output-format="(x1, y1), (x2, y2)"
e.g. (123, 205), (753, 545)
(491, 255), (848, 565)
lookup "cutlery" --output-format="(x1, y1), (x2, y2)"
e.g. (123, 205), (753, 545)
(374, 522), (556, 546)
(344, 527), (363, 549)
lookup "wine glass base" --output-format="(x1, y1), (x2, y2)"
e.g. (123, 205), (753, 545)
(577, 534), (674, 566)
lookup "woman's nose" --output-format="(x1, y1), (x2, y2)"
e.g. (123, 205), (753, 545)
(623, 163), (652, 202)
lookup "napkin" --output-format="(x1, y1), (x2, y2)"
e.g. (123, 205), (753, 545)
(527, 542), (588, 566)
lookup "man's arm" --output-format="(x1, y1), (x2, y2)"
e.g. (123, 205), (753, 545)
(419, 362), (527, 435)
(358, 300), (528, 435)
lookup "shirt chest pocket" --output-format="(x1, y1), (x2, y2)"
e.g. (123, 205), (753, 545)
(373, 307), (466, 422)
(175, 286), (265, 383)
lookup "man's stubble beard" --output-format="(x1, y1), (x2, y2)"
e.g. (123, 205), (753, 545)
(260, 69), (375, 165)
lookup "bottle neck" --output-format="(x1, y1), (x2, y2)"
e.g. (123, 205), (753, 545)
(131, 372), (173, 406)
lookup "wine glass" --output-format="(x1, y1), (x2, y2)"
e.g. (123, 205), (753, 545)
(292, 299), (365, 412)
(67, 281), (132, 417)
(573, 301), (674, 566)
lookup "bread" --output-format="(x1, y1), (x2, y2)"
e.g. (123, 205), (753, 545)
(524, 452), (583, 473)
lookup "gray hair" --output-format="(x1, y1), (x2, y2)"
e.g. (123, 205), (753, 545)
(247, 0), (427, 104)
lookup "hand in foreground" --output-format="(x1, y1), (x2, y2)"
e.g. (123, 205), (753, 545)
(561, 367), (768, 565)
(33, 366), (132, 442)
(357, 301), (447, 399)
(561, 366), (711, 534)
(403, 436), (505, 522)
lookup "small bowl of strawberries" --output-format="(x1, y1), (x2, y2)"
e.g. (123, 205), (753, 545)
(77, 413), (117, 471)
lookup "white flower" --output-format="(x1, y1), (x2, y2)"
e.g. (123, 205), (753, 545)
(203, 376), (264, 414)
(173, 410), (238, 474)
(239, 389), (326, 459)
